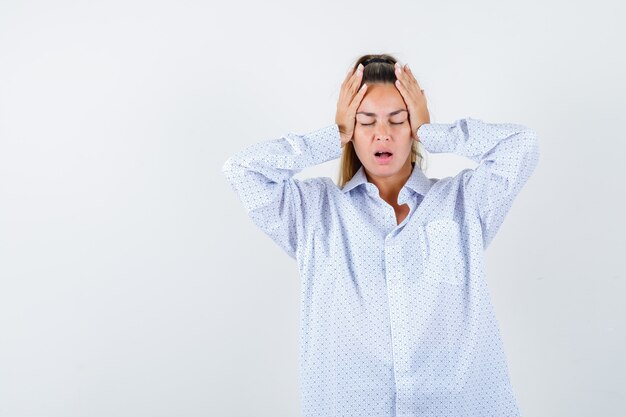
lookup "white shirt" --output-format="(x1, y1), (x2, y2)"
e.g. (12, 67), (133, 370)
(222, 117), (540, 416)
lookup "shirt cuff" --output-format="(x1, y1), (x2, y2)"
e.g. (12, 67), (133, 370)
(416, 122), (456, 153)
(302, 124), (344, 165)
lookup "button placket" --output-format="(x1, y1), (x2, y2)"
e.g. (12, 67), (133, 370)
(383, 240), (404, 400)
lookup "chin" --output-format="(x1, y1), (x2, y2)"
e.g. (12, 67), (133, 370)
(365, 162), (402, 176)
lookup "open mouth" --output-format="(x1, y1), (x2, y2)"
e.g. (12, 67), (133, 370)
(374, 151), (393, 162)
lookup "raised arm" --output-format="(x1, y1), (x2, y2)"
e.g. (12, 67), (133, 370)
(222, 63), (369, 260)
(221, 124), (343, 259)
(418, 117), (540, 249)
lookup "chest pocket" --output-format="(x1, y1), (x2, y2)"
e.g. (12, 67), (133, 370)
(421, 219), (465, 286)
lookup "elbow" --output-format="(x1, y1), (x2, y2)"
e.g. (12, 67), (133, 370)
(221, 155), (242, 179)
(221, 156), (242, 190)
(521, 128), (540, 173)
(221, 156), (233, 176)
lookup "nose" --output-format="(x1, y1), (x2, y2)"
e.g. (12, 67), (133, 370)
(375, 125), (391, 141)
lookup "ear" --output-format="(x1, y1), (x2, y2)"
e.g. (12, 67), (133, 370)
(412, 128), (419, 142)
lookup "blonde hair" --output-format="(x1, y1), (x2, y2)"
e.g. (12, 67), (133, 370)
(337, 53), (426, 188)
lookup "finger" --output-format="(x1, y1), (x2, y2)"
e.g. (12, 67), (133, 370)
(396, 63), (419, 92)
(347, 64), (364, 93)
(394, 78), (408, 98)
(394, 62), (404, 81)
(349, 83), (368, 112)
(396, 65), (418, 96)
(403, 64), (422, 91)
(339, 67), (360, 103)
(396, 71), (423, 102)
(342, 66), (356, 86)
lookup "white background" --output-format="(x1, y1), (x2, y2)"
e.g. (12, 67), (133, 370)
(1, 0), (624, 416)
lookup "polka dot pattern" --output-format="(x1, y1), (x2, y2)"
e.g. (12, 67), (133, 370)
(222, 118), (540, 417)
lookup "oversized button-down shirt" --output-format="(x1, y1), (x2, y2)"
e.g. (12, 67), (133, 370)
(221, 117), (540, 417)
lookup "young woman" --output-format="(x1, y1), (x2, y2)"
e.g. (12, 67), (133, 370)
(222, 53), (540, 417)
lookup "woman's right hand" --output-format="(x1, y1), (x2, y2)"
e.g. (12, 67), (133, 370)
(335, 63), (368, 147)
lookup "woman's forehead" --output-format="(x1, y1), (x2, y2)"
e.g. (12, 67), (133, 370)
(358, 85), (406, 114)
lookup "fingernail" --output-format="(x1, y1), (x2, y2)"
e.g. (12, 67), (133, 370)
(358, 63), (363, 71)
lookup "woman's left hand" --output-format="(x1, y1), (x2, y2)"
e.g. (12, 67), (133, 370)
(394, 63), (430, 142)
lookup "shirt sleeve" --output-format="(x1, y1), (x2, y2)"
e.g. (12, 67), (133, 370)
(221, 124), (343, 260)
(417, 117), (540, 250)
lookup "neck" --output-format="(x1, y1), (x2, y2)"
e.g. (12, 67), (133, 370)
(365, 159), (414, 207)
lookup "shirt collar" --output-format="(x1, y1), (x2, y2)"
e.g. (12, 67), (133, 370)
(341, 163), (433, 196)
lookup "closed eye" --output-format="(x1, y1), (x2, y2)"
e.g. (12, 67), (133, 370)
(360, 122), (405, 126)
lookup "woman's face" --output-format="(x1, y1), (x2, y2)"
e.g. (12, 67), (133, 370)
(353, 82), (414, 178)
